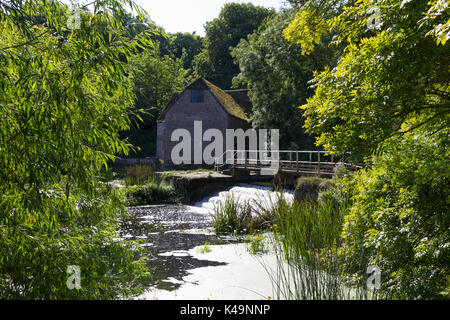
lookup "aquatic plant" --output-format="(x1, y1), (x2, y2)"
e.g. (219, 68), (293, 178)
(267, 196), (373, 300)
(125, 182), (178, 206)
(246, 233), (267, 255)
(212, 194), (253, 234)
(124, 165), (155, 186)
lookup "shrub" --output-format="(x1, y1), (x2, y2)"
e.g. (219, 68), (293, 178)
(123, 165), (155, 186)
(212, 195), (253, 234)
(295, 177), (335, 203)
(125, 182), (177, 206)
(341, 133), (449, 299)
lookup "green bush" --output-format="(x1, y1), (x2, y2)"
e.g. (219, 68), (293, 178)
(125, 182), (178, 206)
(295, 176), (335, 203)
(341, 133), (449, 299)
(124, 165), (155, 186)
(318, 180), (349, 211)
(212, 195), (253, 234)
(296, 177), (334, 190)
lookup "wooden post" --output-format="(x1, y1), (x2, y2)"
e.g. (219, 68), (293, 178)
(244, 150), (247, 169)
(317, 151), (321, 174)
(296, 151), (299, 173)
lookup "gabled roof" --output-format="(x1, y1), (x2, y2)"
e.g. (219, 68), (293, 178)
(158, 78), (251, 122)
(224, 89), (252, 115)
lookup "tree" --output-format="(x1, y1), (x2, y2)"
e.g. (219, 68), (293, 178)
(284, 0), (450, 298)
(125, 49), (192, 157)
(0, 0), (153, 298)
(341, 132), (449, 299)
(169, 32), (204, 72)
(232, 9), (335, 149)
(284, 0), (449, 161)
(195, 2), (274, 89)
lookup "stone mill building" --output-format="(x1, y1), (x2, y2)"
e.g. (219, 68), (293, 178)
(156, 78), (252, 165)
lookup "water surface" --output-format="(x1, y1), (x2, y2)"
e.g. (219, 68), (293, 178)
(118, 184), (294, 299)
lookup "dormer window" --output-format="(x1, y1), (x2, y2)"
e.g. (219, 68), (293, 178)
(191, 89), (204, 102)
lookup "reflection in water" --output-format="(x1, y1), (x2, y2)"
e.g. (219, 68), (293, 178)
(118, 205), (229, 291)
(118, 184), (292, 293)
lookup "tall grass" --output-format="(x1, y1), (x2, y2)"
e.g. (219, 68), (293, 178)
(210, 186), (376, 299)
(268, 197), (374, 300)
(124, 165), (155, 186)
(125, 182), (178, 206)
(212, 195), (253, 234)
(212, 194), (278, 234)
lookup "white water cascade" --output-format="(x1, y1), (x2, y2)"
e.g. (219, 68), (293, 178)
(192, 183), (294, 216)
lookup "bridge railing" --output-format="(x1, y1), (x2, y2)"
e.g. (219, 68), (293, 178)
(214, 150), (361, 175)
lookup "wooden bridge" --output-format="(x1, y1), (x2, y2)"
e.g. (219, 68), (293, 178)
(214, 150), (361, 177)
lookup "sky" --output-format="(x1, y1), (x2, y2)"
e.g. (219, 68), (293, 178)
(134, 0), (289, 36)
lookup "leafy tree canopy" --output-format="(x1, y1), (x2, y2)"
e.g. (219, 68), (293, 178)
(124, 48), (193, 157)
(194, 2), (275, 89)
(0, 0), (154, 298)
(232, 9), (336, 149)
(169, 32), (204, 71)
(284, 0), (449, 161)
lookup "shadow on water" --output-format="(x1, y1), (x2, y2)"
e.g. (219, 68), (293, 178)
(118, 204), (239, 291)
(118, 184), (294, 293)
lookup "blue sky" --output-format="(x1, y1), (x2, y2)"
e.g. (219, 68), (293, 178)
(134, 0), (289, 36)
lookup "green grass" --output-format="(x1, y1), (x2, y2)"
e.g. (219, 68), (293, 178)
(160, 168), (215, 179)
(124, 182), (179, 206)
(269, 197), (374, 300)
(199, 241), (212, 253)
(123, 165), (155, 186)
(99, 164), (181, 206)
(212, 194), (253, 234)
(211, 194), (279, 234)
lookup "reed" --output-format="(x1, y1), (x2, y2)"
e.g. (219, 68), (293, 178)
(123, 165), (155, 186)
(212, 194), (253, 234)
(125, 182), (178, 206)
(267, 196), (374, 300)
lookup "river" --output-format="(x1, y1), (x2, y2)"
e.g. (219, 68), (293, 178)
(118, 183), (294, 300)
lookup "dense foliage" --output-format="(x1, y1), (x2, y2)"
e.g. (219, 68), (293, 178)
(194, 2), (274, 89)
(124, 48), (192, 157)
(169, 32), (204, 73)
(0, 0), (153, 298)
(341, 132), (449, 299)
(232, 9), (335, 149)
(285, 0), (449, 161)
(284, 0), (449, 298)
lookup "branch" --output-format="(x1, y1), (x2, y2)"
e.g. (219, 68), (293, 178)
(0, 30), (48, 52)
(396, 110), (450, 135)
